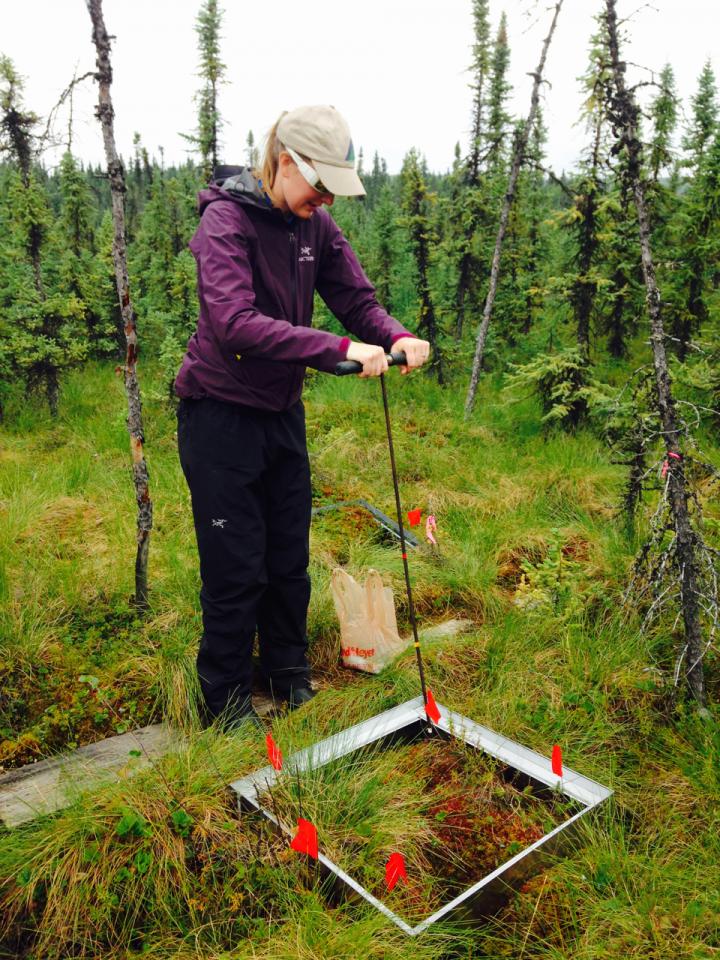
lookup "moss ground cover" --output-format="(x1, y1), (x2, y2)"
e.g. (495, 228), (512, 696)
(258, 736), (580, 927)
(0, 361), (718, 958)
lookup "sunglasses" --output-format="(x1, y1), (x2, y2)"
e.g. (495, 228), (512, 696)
(285, 146), (333, 197)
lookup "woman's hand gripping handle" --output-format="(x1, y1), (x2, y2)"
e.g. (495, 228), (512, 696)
(335, 337), (430, 377)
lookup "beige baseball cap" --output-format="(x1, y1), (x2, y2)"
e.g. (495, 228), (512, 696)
(277, 105), (366, 197)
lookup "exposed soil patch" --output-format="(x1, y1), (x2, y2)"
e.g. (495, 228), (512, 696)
(561, 536), (591, 563)
(496, 544), (545, 587)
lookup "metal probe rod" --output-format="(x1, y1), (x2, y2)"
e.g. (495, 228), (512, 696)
(378, 372), (430, 709)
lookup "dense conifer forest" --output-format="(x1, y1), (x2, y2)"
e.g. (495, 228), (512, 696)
(0, 1), (718, 957)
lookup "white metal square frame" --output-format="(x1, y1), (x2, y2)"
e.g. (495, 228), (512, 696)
(230, 696), (612, 936)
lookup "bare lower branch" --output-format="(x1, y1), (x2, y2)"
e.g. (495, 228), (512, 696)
(38, 70), (95, 152)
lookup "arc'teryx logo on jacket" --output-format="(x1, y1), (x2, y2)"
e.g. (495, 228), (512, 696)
(174, 168), (412, 412)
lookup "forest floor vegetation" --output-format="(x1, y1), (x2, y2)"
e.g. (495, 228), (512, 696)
(0, 361), (718, 958)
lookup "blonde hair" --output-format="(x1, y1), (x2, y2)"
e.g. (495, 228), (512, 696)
(254, 112), (288, 191)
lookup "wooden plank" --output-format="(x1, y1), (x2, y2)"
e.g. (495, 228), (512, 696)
(0, 724), (175, 829)
(416, 618), (475, 642)
(0, 688), (281, 829)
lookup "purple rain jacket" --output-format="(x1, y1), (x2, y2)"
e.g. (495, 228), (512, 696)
(174, 169), (413, 411)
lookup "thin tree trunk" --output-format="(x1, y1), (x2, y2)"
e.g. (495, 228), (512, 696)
(413, 213), (443, 383)
(605, 0), (706, 707)
(86, 0), (152, 610)
(523, 192), (540, 335)
(465, 0), (564, 416)
(45, 364), (59, 418)
(575, 111), (603, 359)
(454, 249), (474, 340)
(607, 176), (631, 357)
(607, 265), (628, 358)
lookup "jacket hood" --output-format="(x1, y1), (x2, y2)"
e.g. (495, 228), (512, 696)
(197, 166), (273, 215)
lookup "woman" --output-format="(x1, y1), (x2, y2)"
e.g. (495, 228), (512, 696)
(175, 104), (430, 727)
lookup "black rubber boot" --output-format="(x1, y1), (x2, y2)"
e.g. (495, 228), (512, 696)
(221, 708), (263, 733)
(286, 686), (317, 711)
(202, 696), (262, 733)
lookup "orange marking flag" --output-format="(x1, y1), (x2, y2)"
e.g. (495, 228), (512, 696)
(425, 688), (441, 724)
(407, 508), (422, 527)
(385, 851), (408, 891)
(266, 733), (283, 771)
(290, 817), (318, 859)
(551, 744), (563, 777)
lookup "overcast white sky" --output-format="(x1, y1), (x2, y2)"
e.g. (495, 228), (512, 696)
(3, 0), (718, 176)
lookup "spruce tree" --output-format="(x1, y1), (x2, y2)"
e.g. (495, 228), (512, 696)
(681, 60), (717, 172)
(467, 0), (492, 185)
(665, 62), (720, 357)
(0, 56), (86, 415)
(646, 64), (679, 280)
(451, 0), (492, 339)
(183, 0), (226, 182)
(126, 132), (153, 238)
(514, 111), (549, 336)
(55, 150), (118, 357)
(368, 183), (397, 312)
(401, 149), (444, 382)
(364, 151), (389, 209)
(485, 12), (512, 172)
(649, 64), (678, 184)
(57, 150), (94, 256)
(672, 129), (720, 356)
(130, 169), (199, 339)
(602, 166), (642, 358)
(566, 24), (610, 360)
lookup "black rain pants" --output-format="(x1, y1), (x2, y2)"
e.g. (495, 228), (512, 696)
(177, 396), (312, 718)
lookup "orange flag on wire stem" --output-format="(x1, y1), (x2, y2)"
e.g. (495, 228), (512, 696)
(407, 508), (422, 527)
(425, 688), (441, 724)
(385, 852), (408, 891)
(266, 733), (283, 771)
(551, 744), (563, 777)
(290, 818), (318, 859)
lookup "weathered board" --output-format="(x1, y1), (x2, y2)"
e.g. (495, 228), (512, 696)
(0, 724), (174, 828)
(416, 618), (474, 642)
